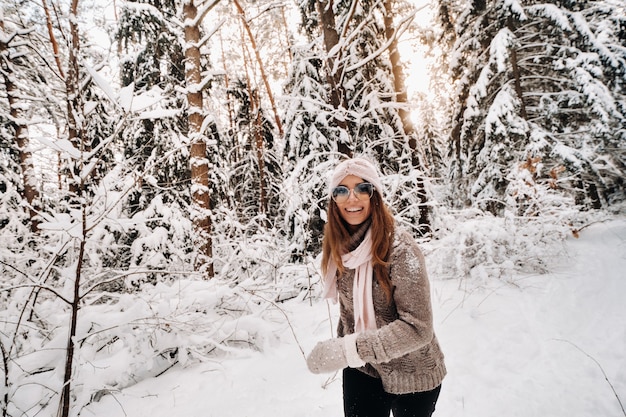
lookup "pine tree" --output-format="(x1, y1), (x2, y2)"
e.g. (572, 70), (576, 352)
(207, 0), (286, 249)
(113, 0), (197, 279)
(288, 0), (433, 241)
(0, 6), (48, 232)
(227, 79), (283, 224)
(438, 0), (625, 215)
(281, 42), (338, 256)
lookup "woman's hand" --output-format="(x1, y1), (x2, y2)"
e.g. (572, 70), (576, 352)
(306, 333), (365, 374)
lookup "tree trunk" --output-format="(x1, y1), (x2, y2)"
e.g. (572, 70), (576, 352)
(237, 14), (268, 218)
(316, 0), (351, 156)
(0, 341), (8, 417)
(58, 213), (85, 417)
(65, 0), (84, 197)
(383, 0), (414, 137)
(219, 33), (235, 138)
(253, 89), (268, 216)
(42, 0), (65, 79)
(14, 102), (40, 233)
(507, 17), (527, 119)
(232, 0), (284, 138)
(184, 0), (214, 279)
(0, 27), (41, 232)
(58, 1), (83, 413)
(382, 0), (431, 233)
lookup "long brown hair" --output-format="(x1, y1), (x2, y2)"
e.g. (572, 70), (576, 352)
(321, 190), (395, 301)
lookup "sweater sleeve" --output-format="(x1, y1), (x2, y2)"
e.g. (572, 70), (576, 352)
(337, 303), (346, 337)
(355, 231), (435, 364)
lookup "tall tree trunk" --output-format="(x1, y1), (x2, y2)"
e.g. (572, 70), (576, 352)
(58, 209), (85, 417)
(184, 0), (214, 279)
(383, 0), (430, 233)
(383, 0), (414, 137)
(58, 0), (84, 413)
(253, 89), (268, 216)
(42, 0), (65, 78)
(65, 0), (84, 196)
(232, 0), (283, 138)
(507, 17), (527, 119)
(0, 27), (41, 232)
(13, 96), (40, 232)
(238, 14), (268, 218)
(219, 33), (235, 138)
(316, 0), (351, 156)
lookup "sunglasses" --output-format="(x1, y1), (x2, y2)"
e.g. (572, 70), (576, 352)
(331, 182), (375, 203)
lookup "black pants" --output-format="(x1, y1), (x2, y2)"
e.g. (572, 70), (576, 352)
(343, 368), (441, 417)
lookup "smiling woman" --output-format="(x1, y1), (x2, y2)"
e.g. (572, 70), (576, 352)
(306, 157), (446, 417)
(332, 176), (373, 227)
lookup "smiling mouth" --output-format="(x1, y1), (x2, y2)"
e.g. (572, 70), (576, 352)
(345, 207), (363, 212)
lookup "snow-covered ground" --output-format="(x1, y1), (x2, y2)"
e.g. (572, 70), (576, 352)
(85, 219), (626, 417)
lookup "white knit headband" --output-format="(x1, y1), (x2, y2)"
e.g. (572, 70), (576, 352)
(329, 158), (384, 196)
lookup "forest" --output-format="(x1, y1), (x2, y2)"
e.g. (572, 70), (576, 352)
(1, 0), (625, 415)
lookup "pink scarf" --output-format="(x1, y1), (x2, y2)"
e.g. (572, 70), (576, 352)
(322, 229), (377, 333)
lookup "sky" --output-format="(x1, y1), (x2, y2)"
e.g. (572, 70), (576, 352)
(72, 217), (626, 417)
(401, 0), (437, 95)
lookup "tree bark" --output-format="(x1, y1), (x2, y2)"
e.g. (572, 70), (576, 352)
(42, 0), (65, 79)
(382, 0), (431, 233)
(507, 17), (527, 119)
(0, 26), (41, 232)
(184, 0), (214, 278)
(253, 90), (268, 216)
(58, 212), (85, 417)
(237, 12), (268, 217)
(65, 0), (84, 196)
(383, 0), (414, 137)
(316, 0), (351, 156)
(58, 1), (83, 412)
(232, 0), (284, 138)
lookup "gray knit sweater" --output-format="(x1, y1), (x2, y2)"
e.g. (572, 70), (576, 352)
(336, 227), (446, 394)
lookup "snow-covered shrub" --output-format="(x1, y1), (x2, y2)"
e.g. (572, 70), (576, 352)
(426, 207), (584, 284)
(210, 206), (318, 302)
(4, 278), (288, 414)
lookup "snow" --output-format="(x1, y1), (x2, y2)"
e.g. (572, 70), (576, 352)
(527, 4), (572, 32)
(82, 218), (626, 417)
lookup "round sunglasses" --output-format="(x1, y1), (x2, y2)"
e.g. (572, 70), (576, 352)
(331, 182), (374, 203)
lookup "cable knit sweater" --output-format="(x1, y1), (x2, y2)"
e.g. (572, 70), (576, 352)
(336, 227), (446, 394)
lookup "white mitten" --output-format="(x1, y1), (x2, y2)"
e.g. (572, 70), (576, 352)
(306, 333), (365, 374)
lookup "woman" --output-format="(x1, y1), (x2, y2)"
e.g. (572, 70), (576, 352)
(306, 157), (446, 417)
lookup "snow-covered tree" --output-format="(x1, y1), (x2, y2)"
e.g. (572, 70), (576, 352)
(0, 15), (42, 233)
(284, 0), (435, 252)
(439, 0), (625, 215)
(112, 0), (199, 279)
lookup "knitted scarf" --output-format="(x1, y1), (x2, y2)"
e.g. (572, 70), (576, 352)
(322, 224), (377, 333)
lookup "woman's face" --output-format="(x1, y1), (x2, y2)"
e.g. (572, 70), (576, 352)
(334, 175), (372, 227)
